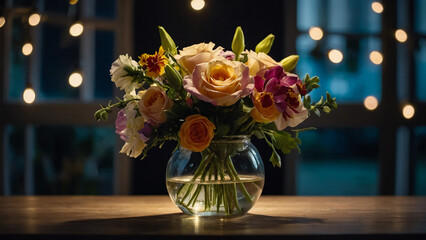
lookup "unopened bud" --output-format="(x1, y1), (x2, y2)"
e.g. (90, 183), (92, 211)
(231, 26), (245, 59)
(100, 111), (109, 121)
(94, 109), (103, 121)
(255, 34), (275, 54)
(165, 64), (183, 91)
(280, 55), (299, 72)
(158, 26), (177, 55)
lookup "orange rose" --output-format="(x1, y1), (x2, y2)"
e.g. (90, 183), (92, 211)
(179, 115), (215, 152)
(250, 89), (281, 123)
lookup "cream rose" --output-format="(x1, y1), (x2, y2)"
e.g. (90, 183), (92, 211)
(175, 42), (224, 73)
(137, 86), (173, 124)
(183, 58), (253, 106)
(244, 50), (280, 77)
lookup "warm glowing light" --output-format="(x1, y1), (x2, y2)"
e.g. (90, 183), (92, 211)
(395, 29), (408, 42)
(69, 72), (83, 87)
(28, 13), (41, 26)
(22, 43), (33, 56)
(372, 2), (384, 13)
(309, 27), (323, 41)
(369, 51), (383, 65)
(191, 0), (205, 10)
(23, 88), (36, 104)
(402, 104), (415, 119)
(328, 49), (343, 64)
(364, 96), (379, 110)
(69, 0), (79, 5)
(0, 16), (5, 28)
(69, 22), (84, 37)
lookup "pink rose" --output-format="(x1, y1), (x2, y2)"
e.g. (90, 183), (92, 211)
(183, 58), (253, 106)
(137, 86), (173, 124)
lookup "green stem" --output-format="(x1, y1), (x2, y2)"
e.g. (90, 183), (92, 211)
(226, 156), (252, 202)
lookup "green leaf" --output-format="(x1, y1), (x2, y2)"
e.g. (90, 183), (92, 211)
(314, 108), (321, 117)
(271, 131), (299, 155)
(269, 149), (281, 167)
(292, 127), (316, 133)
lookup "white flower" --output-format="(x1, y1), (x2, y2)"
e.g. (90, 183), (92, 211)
(110, 54), (141, 93)
(119, 91), (146, 158)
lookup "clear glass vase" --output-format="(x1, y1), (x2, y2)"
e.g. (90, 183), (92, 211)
(166, 136), (265, 217)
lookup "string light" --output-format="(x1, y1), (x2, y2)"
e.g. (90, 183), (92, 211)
(309, 27), (323, 41)
(402, 104), (415, 119)
(191, 0), (205, 10)
(22, 43), (33, 56)
(395, 29), (408, 43)
(328, 49), (343, 64)
(363, 96), (379, 110)
(23, 87), (36, 104)
(69, 72), (83, 87)
(371, 2), (384, 13)
(69, 22), (84, 37)
(369, 51), (383, 65)
(0, 16), (5, 28)
(28, 13), (41, 26)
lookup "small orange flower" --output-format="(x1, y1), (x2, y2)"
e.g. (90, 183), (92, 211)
(179, 115), (215, 152)
(138, 46), (168, 78)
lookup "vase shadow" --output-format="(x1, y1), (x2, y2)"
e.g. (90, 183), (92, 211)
(53, 213), (323, 236)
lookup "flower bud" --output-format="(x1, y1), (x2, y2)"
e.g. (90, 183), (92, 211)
(280, 55), (299, 72)
(165, 64), (183, 92)
(94, 109), (103, 121)
(255, 34), (275, 54)
(158, 26), (177, 55)
(101, 111), (109, 121)
(231, 26), (245, 59)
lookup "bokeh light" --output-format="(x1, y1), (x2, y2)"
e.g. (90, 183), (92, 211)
(328, 49), (343, 64)
(0, 17), (5, 28)
(191, 0), (205, 10)
(23, 88), (36, 104)
(22, 43), (33, 56)
(69, 22), (84, 37)
(364, 96), (379, 110)
(395, 29), (408, 43)
(69, 72), (83, 87)
(309, 27), (323, 41)
(369, 51), (383, 65)
(28, 13), (41, 26)
(402, 104), (415, 119)
(372, 2), (384, 13)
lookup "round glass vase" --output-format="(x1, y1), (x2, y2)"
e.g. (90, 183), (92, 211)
(166, 136), (265, 217)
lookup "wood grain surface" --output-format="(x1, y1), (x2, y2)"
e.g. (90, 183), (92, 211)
(0, 196), (425, 239)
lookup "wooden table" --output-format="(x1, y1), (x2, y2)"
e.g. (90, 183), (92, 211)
(0, 196), (425, 239)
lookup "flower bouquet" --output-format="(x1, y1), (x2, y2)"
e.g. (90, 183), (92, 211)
(95, 26), (337, 216)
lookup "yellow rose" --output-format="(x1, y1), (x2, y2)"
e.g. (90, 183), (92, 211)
(137, 86), (173, 124)
(175, 42), (223, 73)
(179, 115), (215, 152)
(183, 58), (253, 106)
(250, 89), (281, 123)
(244, 50), (280, 77)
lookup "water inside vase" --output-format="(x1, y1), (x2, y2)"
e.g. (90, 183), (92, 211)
(167, 175), (264, 217)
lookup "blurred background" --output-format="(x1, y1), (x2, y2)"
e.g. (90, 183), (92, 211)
(0, 0), (425, 196)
